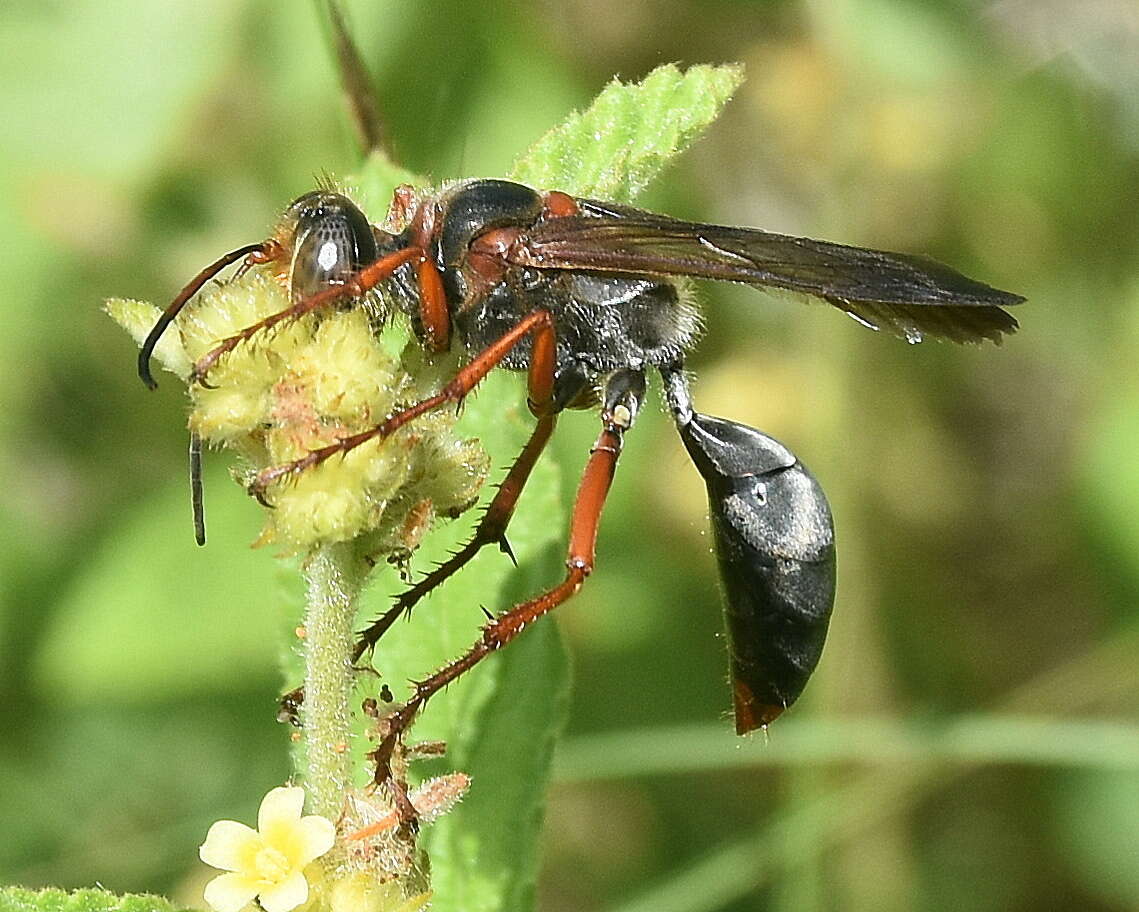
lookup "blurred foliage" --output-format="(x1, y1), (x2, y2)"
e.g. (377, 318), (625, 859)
(0, 886), (186, 912)
(1, 1), (1137, 911)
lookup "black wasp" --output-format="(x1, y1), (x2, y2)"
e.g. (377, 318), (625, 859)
(139, 178), (1022, 757)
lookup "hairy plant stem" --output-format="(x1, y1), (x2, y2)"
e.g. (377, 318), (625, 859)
(301, 541), (366, 818)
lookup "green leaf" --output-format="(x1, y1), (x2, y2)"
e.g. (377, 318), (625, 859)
(0, 887), (187, 912)
(340, 64), (745, 912)
(355, 367), (570, 912)
(322, 148), (577, 904)
(344, 150), (577, 909)
(104, 298), (192, 381)
(509, 63), (744, 201)
(352, 149), (426, 214)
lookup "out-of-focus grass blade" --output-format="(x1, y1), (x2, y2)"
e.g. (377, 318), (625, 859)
(553, 716), (1139, 782)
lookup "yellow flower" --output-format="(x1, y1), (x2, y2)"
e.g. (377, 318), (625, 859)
(199, 786), (336, 912)
(105, 265), (488, 553)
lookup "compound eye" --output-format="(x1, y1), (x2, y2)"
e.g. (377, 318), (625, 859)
(679, 412), (836, 733)
(288, 193), (379, 300)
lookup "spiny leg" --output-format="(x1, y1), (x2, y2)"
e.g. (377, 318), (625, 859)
(189, 245), (423, 385)
(352, 411), (557, 662)
(188, 182), (453, 386)
(368, 370), (647, 796)
(248, 308), (558, 502)
(352, 314), (564, 659)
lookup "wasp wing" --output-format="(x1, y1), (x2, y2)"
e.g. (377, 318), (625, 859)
(512, 201), (1023, 344)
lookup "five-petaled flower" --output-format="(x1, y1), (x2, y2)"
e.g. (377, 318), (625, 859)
(200, 786), (336, 912)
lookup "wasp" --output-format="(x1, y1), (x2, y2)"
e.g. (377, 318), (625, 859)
(139, 178), (1022, 769)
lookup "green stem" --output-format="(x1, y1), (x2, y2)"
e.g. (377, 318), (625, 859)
(301, 541), (365, 818)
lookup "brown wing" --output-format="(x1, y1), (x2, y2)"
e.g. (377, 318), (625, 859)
(510, 200), (1023, 344)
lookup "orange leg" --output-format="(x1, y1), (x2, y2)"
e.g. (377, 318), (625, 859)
(352, 410), (558, 662)
(402, 192), (450, 353)
(189, 245), (425, 385)
(248, 308), (558, 501)
(190, 189), (455, 385)
(416, 255), (450, 352)
(351, 307), (560, 658)
(139, 240), (280, 390)
(369, 384), (641, 790)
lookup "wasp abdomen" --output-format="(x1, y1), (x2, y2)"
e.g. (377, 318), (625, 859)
(678, 413), (836, 733)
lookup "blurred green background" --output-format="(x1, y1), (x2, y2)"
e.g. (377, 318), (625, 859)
(2, 1), (1138, 910)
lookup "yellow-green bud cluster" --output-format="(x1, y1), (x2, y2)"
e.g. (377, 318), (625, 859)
(310, 869), (431, 912)
(106, 268), (488, 555)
